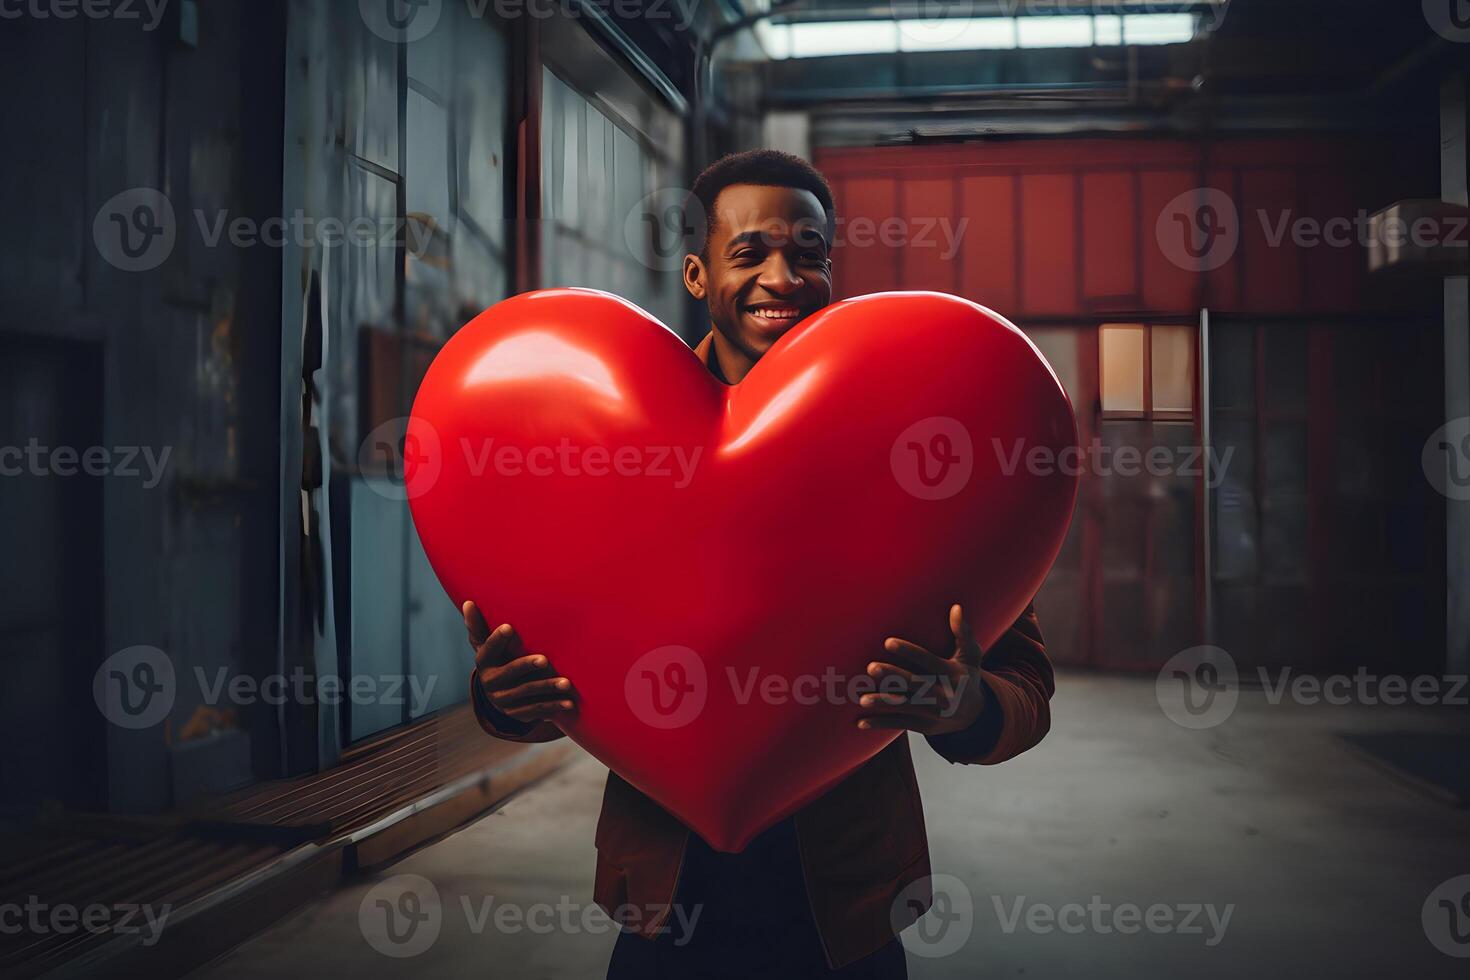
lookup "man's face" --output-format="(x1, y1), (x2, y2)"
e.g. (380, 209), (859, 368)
(683, 183), (833, 362)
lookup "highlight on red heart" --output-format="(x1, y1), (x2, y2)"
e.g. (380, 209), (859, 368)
(407, 287), (1079, 851)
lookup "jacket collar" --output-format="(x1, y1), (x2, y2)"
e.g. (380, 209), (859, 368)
(692, 331), (729, 384)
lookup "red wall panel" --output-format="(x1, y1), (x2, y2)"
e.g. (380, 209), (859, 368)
(834, 176), (900, 297)
(899, 177), (959, 294)
(958, 174), (1017, 313)
(1299, 167), (1361, 313)
(1203, 166), (1242, 310)
(813, 137), (1380, 319)
(1241, 168), (1303, 311)
(1020, 173), (1078, 316)
(1081, 171), (1138, 306)
(1139, 169), (1205, 314)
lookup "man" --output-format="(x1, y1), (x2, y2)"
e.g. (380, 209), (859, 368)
(463, 149), (1053, 978)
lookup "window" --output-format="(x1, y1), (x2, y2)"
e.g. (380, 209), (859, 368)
(1099, 323), (1196, 419)
(755, 12), (1198, 60)
(540, 68), (686, 334)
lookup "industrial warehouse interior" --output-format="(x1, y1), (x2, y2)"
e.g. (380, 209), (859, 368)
(1, 1), (1469, 977)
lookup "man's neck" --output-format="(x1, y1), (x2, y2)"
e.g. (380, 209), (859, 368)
(708, 328), (758, 385)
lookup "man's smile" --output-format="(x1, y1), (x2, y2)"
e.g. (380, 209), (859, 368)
(743, 301), (807, 332)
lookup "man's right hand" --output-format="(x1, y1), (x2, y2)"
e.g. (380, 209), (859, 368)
(463, 601), (577, 724)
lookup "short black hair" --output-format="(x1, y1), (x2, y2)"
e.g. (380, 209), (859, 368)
(689, 149), (835, 257)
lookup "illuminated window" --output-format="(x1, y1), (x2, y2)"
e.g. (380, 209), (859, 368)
(1016, 15), (1093, 49)
(1152, 325), (1196, 414)
(1100, 323), (1196, 418)
(757, 12), (1201, 60)
(1100, 324), (1146, 414)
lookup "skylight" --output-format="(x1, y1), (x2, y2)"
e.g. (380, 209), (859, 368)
(755, 12), (1199, 60)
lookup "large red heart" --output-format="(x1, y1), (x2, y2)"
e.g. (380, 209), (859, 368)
(407, 288), (1077, 851)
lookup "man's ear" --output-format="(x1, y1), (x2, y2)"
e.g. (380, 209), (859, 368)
(683, 252), (707, 301)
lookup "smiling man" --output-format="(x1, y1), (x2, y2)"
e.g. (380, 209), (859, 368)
(464, 149), (1054, 979)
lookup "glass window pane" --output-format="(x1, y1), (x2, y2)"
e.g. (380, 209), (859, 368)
(1212, 417), (1257, 580)
(1017, 15), (1093, 48)
(1100, 323), (1145, 413)
(1264, 325), (1309, 413)
(1210, 323), (1254, 410)
(1261, 498), (1309, 584)
(1151, 324), (1195, 414)
(1264, 423), (1308, 495)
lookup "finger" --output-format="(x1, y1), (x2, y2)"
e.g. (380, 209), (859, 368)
(857, 695), (942, 716)
(858, 691), (910, 708)
(866, 660), (922, 692)
(881, 637), (955, 677)
(504, 699), (576, 722)
(951, 603), (984, 668)
(479, 652), (550, 689)
(856, 714), (937, 734)
(474, 623), (521, 670)
(494, 676), (574, 707)
(463, 601), (491, 647)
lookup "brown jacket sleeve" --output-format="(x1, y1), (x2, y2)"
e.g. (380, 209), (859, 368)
(925, 602), (1054, 765)
(467, 667), (567, 744)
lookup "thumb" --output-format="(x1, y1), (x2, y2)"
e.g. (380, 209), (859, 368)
(950, 603), (984, 669)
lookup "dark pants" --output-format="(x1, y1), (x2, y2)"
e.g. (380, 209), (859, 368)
(604, 818), (909, 980)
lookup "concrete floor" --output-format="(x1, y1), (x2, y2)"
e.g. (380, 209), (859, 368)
(195, 670), (1470, 979)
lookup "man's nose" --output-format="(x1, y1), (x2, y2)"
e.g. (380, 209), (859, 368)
(756, 253), (803, 294)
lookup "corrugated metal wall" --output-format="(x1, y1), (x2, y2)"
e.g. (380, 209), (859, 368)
(816, 139), (1390, 317)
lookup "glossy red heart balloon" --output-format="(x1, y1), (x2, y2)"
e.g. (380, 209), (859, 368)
(407, 288), (1077, 852)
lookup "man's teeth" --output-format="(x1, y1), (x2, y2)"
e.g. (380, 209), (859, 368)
(750, 308), (798, 319)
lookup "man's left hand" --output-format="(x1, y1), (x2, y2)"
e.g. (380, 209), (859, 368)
(856, 603), (987, 736)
